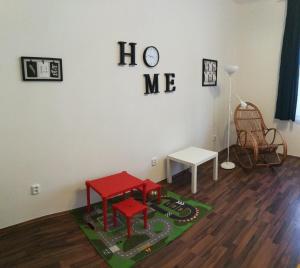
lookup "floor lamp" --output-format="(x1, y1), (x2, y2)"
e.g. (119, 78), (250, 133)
(221, 65), (239, 170)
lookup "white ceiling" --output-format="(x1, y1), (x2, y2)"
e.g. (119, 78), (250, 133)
(233, 0), (284, 4)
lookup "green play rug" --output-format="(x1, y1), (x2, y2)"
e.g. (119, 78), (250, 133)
(72, 189), (212, 268)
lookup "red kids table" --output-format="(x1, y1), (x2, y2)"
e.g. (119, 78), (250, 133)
(85, 171), (146, 231)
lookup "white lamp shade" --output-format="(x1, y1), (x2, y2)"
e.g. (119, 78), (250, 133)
(240, 100), (248, 109)
(224, 65), (239, 76)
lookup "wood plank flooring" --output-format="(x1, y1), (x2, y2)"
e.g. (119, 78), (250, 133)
(1, 151), (300, 268)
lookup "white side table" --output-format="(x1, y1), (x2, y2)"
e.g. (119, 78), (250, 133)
(166, 147), (218, 194)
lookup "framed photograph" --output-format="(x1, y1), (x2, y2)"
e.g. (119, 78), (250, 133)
(21, 57), (63, 81)
(202, 58), (217, 87)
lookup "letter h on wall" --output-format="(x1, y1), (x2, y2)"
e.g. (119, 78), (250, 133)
(118, 41), (137, 66)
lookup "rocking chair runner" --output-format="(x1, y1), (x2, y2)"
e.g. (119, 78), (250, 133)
(234, 102), (287, 169)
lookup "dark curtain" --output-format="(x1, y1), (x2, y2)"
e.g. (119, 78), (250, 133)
(275, 0), (300, 121)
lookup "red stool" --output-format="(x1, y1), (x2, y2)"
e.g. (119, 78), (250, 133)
(112, 198), (148, 238)
(138, 179), (161, 203)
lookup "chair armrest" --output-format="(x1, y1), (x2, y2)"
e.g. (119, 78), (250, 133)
(265, 128), (285, 145)
(265, 128), (287, 159)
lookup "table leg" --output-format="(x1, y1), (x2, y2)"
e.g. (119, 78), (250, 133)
(167, 158), (172, 183)
(142, 183), (146, 204)
(213, 154), (218, 181)
(127, 217), (131, 238)
(143, 208), (148, 228)
(86, 183), (91, 213)
(103, 198), (108, 231)
(191, 165), (197, 194)
(113, 208), (117, 227)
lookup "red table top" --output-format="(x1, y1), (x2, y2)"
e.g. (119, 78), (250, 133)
(112, 197), (147, 217)
(86, 171), (145, 199)
(137, 179), (161, 192)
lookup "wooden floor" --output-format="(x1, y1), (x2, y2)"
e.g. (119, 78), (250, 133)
(2, 152), (300, 268)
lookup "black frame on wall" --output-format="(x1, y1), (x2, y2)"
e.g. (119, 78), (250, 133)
(202, 58), (218, 87)
(21, 56), (63, 81)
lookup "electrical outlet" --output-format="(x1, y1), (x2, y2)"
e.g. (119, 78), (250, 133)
(212, 135), (217, 142)
(151, 157), (158, 167)
(31, 184), (40, 195)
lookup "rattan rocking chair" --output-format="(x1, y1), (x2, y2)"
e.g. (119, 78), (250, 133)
(234, 102), (287, 169)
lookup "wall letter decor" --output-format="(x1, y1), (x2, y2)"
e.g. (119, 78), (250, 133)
(165, 73), (176, 93)
(143, 46), (159, 67)
(118, 41), (137, 66)
(117, 41), (176, 94)
(144, 74), (160, 95)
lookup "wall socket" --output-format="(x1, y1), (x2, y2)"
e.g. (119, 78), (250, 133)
(212, 134), (217, 142)
(151, 157), (158, 167)
(31, 184), (40, 195)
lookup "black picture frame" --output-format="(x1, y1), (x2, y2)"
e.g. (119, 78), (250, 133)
(202, 58), (217, 87)
(21, 57), (63, 81)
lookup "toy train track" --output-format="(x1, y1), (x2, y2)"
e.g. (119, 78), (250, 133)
(150, 196), (200, 223)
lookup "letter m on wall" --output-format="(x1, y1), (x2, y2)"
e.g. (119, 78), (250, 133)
(144, 74), (159, 95)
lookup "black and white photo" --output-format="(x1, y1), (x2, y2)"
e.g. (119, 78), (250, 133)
(202, 58), (217, 86)
(21, 57), (63, 81)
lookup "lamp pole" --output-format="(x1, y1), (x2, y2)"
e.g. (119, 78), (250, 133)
(227, 75), (232, 164)
(221, 65), (239, 170)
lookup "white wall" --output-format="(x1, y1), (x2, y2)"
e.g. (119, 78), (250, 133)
(236, 0), (300, 157)
(0, 0), (238, 228)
